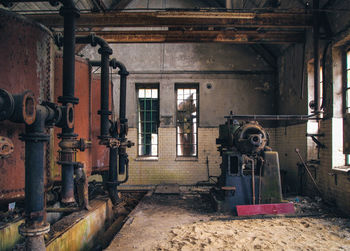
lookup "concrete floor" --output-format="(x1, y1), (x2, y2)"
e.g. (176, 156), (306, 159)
(106, 192), (350, 251)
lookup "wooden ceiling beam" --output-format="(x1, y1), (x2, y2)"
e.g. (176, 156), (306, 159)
(76, 30), (305, 44)
(27, 11), (312, 29)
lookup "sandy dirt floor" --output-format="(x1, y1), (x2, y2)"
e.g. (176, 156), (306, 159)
(106, 192), (350, 251)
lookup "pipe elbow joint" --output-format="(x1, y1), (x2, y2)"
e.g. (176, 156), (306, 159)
(94, 36), (113, 55)
(116, 61), (129, 76)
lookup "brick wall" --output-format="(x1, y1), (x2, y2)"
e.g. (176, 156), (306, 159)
(121, 126), (277, 187)
(271, 118), (350, 214)
(273, 123), (307, 194)
(123, 127), (221, 185)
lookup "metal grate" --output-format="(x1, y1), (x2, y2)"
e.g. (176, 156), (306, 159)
(176, 86), (198, 157)
(137, 88), (159, 156)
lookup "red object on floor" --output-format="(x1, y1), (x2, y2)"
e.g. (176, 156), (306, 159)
(236, 203), (295, 216)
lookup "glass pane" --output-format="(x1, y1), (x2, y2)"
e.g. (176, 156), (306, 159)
(151, 89), (158, 98)
(347, 70), (350, 88)
(346, 154), (350, 166)
(138, 89), (145, 98)
(347, 51), (350, 69)
(346, 90), (350, 109)
(145, 89), (152, 98)
(137, 87), (159, 156)
(176, 87), (198, 157)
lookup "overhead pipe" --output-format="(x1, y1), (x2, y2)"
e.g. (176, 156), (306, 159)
(224, 114), (318, 121)
(76, 34), (113, 142)
(76, 35), (121, 203)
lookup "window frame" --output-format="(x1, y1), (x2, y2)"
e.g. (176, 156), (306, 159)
(344, 48), (350, 165)
(136, 83), (160, 157)
(175, 83), (199, 158)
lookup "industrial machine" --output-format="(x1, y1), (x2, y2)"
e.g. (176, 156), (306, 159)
(213, 116), (283, 213)
(0, 8), (133, 250)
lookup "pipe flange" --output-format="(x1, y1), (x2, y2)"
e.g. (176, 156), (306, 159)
(58, 161), (81, 166)
(0, 89), (14, 121)
(19, 133), (50, 142)
(98, 46), (113, 55)
(57, 96), (79, 105)
(97, 109), (112, 116)
(19, 223), (50, 237)
(16, 91), (37, 125)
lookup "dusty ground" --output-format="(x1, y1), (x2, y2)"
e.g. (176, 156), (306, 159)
(106, 192), (350, 251)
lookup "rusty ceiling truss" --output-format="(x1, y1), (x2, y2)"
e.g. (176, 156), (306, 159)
(27, 11), (312, 44)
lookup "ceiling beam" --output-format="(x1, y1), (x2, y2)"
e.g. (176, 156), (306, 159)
(27, 11), (312, 29)
(76, 30), (305, 44)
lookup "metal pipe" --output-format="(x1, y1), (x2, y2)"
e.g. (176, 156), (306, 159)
(313, 0), (320, 115)
(224, 114), (318, 121)
(19, 105), (55, 251)
(76, 35), (113, 141)
(108, 147), (119, 204)
(90, 58), (131, 178)
(58, 1), (80, 204)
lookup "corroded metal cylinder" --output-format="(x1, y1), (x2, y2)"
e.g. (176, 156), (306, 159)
(53, 55), (92, 181)
(0, 9), (55, 204)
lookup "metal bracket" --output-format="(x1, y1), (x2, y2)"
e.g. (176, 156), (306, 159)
(306, 133), (326, 149)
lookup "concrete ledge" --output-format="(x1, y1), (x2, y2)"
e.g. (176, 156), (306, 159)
(0, 217), (24, 251)
(46, 197), (113, 251)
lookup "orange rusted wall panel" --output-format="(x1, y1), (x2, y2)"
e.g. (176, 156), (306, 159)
(0, 10), (54, 203)
(53, 55), (92, 180)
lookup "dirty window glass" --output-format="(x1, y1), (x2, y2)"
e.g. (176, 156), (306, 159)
(137, 87), (159, 156)
(176, 86), (198, 157)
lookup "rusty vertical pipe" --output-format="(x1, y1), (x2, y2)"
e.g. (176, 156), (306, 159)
(99, 50), (112, 140)
(19, 103), (56, 251)
(58, 3), (80, 204)
(313, 0), (320, 115)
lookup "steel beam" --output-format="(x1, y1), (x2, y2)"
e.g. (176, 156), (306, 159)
(76, 30), (304, 44)
(26, 11), (312, 28)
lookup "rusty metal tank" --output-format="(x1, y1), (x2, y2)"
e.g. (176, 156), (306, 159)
(53, 55), (93, 179)
(0, 9), (55, 203)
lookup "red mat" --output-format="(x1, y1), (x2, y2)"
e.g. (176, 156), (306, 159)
(236, 203), (295, 216)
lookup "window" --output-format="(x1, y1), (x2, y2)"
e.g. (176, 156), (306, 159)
(346, 50), (350, 113)
(176, 85), (198, 157)
(137, 85), (159, 157)
(320, 66), (324, 111)
(345, 50), (350, 164)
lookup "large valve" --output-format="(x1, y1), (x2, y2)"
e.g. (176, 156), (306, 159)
(234, 122), (268, 154)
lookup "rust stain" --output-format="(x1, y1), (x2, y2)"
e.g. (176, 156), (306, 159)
(0, 10), (54, 203)
(53, 55), (93, 179)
